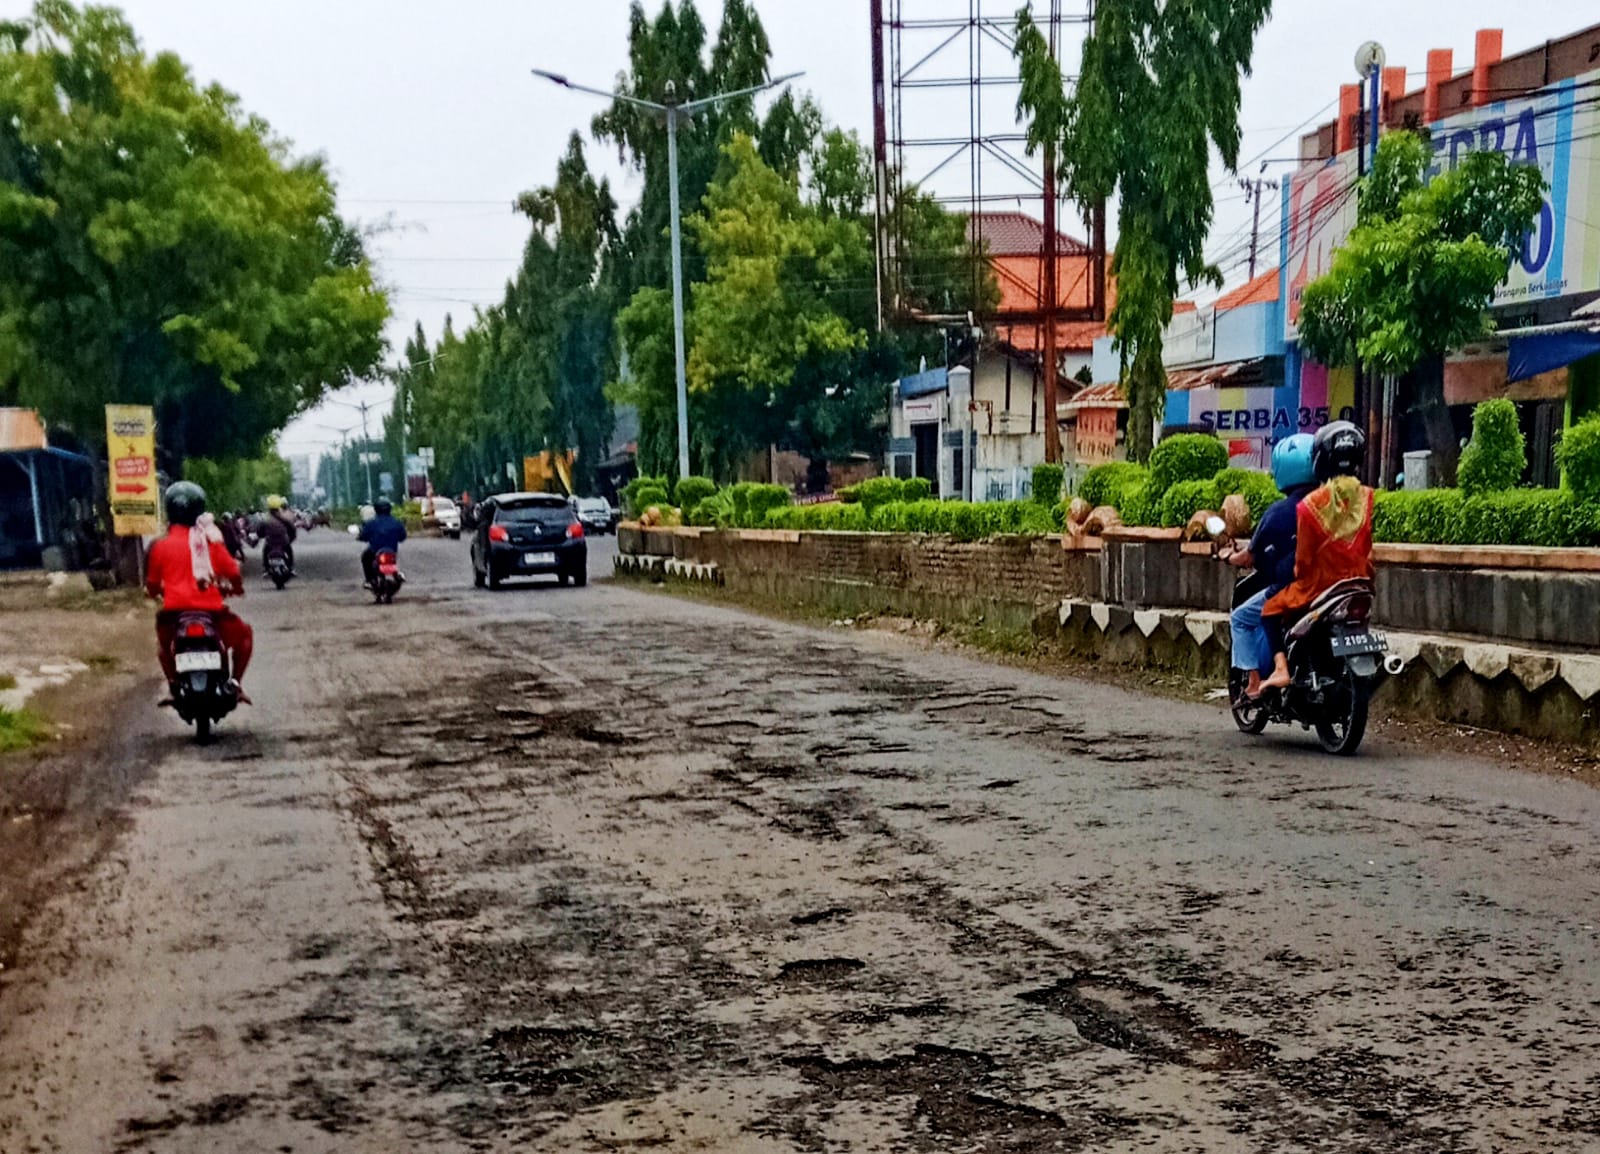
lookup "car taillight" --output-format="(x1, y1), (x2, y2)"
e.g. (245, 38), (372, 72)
(567, 522), (584, 540)
(184, 622), (208, 638)
(489, 525), (508, 543)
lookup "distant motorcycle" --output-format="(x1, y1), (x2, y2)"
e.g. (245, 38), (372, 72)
(264, 543), (294, 590)
(369, 550), (404, 604)
(1210, 516), (1400, 756)
(166, 611), (238, 744)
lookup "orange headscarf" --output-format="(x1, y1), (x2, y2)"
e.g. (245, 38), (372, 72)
(1264, 476), (1374, 617)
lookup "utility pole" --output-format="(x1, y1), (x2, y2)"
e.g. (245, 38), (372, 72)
(1239, 174), (1281, 282)
(1039, 11), (1062, 464)
(534, 67), (802, 482)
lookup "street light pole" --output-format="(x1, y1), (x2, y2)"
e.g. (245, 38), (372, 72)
(664, 99), (691, 481)
(532, 67), (802, 481)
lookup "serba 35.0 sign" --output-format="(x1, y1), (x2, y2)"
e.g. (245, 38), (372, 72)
(1197, 404), (1355, 434)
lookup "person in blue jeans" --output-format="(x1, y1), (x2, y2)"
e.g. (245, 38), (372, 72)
(1225, 434), (1318, 698)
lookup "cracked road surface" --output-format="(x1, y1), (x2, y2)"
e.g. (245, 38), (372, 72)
(2, 534), (1598, 1152)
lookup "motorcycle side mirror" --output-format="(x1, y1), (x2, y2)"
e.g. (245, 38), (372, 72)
(347, 524), (360, 537)
(1204, 515), (1228, 539)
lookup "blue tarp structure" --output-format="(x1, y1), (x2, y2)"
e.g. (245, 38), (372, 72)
(1, 446), (95, 570)
(897, 367), (948, 399)
(1507, 329), (1600, 383)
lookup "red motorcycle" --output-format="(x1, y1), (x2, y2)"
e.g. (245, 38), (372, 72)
(369, 550), (404, 604)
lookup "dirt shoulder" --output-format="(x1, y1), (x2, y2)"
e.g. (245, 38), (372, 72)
(0, 581), (157, 971)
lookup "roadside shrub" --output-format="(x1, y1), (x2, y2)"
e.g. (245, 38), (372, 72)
(1212, 468), (1284, 526)
(1407, 489), (1467, 545)
(1457, 399), (1526, 497)
(687, 490), (733, 527)
(1031, 462), (1065, 505)
(1371, 490), (1420, 543)
(1159, 479), (1221, 528)
(1077, 461), (1146, 508)
(1118, 481), (1162, 527)
(623, 474), (669, 516)
(1148, 433), (1228, 496)
(1460, 490), (1600, 548)
(628, 483), (670, 517)
(673, 475), (716, 511)
(901, 476), (933, 502)
(1557, 414), (1600, 505)
(843, 476), (905, 511)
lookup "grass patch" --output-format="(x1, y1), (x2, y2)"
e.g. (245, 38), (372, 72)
(0, 707), (50, 753)
(83, 654), (120, 672)
(0, 673), (15, 692)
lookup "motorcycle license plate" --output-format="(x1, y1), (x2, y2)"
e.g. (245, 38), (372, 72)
(1331, 630), (1386, 657)
(175, 651), (223, 673)
(524, 552), (556, 566)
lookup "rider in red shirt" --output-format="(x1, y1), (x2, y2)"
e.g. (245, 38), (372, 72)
(145, 482), (254, 699)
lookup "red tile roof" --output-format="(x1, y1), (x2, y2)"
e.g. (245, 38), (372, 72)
(968, 211), (1089, 257)
(1213, 268), (1280, 313)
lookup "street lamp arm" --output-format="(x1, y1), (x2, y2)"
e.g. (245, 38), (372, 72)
(531, 69), (667, 112)
(678, 71), (805, 114)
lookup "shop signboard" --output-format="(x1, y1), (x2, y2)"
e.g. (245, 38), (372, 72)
(1284, 67), (1600, 340)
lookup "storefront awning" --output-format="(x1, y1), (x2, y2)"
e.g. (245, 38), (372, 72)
(1508, 329), (1600, 383)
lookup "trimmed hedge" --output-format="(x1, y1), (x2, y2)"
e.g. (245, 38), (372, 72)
(623, 474), (670, 517)
(1558, 414), (1600, 506)
(1077, 461), (1147, 508)
(673, 475), (717, 511)
(1457, 399), (1525, 498)
(1149, 434), (1228, 496)
(1032, 462), (1065, 505)
(1213, 468), (1284, 525)
(1118, 481), (1162, 527)
(1374, 487), (1600, 548)
(1159, 480), (1221, 529)
(629, 483), (670, 516)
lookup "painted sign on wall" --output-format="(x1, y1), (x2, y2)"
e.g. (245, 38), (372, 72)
(1284, 68), (1600, 340)
(1076, 407), (1120, 463)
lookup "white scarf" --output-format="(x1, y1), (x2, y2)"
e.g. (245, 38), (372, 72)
(189, 514), (220, 588)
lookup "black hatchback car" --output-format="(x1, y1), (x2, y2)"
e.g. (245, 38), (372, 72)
(471, 492), (588, 589)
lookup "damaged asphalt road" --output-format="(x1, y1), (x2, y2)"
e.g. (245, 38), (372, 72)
(1, 534), (1597, 1153)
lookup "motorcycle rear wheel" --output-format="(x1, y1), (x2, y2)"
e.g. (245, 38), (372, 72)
(195, 714), (212, 745)
(1315, 665), (1369, 756)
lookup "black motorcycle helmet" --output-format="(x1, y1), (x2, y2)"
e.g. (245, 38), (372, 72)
(373, 498), (393, 516)
(164, 481), (207, 527)
(1312, 420), (1367, 482)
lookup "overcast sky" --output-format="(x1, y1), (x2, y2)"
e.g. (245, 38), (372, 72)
(5, 0), (1588, 461)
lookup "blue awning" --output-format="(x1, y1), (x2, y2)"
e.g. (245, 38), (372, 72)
(1508, 329), (1600, 382)
(897, 367), (948, 399)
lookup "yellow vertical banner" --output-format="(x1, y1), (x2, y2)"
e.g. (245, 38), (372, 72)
(105, 404), (160, 536)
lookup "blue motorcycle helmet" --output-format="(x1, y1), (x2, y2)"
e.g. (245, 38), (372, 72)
(1271, 433), (1316, 491)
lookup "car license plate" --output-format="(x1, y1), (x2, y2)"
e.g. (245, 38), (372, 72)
(1331, 630), (1386, 657)
(524, 552), (556, 566)
(175, 651), (223, 673)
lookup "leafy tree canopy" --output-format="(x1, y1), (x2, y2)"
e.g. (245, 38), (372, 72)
(1298, 131), (1545, 480)
(0, 1), (388, 464)
(1015, 0), (1271, 461)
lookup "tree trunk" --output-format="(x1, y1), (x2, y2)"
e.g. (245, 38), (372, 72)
(1125, 343), (1165, 463)
(1411, 355), (1458, 487)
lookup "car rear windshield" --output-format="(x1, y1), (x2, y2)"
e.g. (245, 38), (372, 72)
(496, 502), (571, 526)
(578, 499), (609, 512)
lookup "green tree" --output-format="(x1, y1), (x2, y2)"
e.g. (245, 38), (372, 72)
(685, 134), (866, 478)
(1014, 0), (1272, 461)
(1298, 131), (1545, 483)
(0, 2), (388, 466)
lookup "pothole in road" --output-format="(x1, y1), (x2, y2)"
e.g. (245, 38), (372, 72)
(778, 957), (866, 984)
(785, 1044), (1105, 1151)
(791, 905), (852, 926)
(1021, 973), (1272, 1073)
